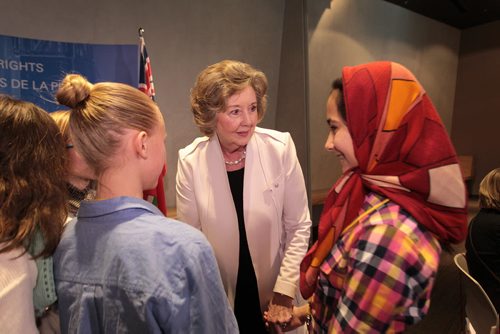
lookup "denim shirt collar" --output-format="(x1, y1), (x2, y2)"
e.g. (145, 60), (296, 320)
(78, 196), (163, 219)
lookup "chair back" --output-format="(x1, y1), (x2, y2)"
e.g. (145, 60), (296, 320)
(454, 253), (499, 334)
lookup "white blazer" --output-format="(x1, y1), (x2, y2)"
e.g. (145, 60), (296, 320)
(176, 127), (311, 310)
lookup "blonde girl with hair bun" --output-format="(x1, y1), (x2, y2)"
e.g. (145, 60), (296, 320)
(53, 74), (237, 333)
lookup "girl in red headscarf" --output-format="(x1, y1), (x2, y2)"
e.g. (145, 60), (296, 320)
(268, 61), (468, 333)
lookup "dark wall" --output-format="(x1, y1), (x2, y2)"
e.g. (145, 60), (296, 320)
(452, 20), (500, 195)
(275, 0), (310, 200)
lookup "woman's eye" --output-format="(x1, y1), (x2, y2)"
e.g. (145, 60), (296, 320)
(250, 105), (257, 112)
(330, 126), (338, 134)
(229, 109), (240, 115)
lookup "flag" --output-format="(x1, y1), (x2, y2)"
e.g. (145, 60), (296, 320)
(139, 34), (156, 99)
(139, 31), (167, 216)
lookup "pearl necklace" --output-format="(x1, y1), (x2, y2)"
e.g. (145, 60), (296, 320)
(224, 149), (246, 165)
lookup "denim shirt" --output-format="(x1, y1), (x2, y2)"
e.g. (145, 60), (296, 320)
(54, 196), (238, 334)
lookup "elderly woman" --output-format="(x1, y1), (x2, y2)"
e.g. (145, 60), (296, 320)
(176, 60), (311, 333)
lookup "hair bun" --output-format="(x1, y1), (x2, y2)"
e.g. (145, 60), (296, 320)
(56, 74), (93, 108)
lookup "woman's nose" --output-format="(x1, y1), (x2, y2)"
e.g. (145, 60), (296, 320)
(324, 132), (334, 151)
(242, 110), (251, 124)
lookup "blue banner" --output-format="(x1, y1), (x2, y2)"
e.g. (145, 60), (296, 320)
(0, 34), (138, 112)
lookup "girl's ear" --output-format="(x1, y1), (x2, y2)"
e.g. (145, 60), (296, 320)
(134, 130), (148, 159)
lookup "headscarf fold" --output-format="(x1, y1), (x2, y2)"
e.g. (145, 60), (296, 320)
(300, 61), (468, 298)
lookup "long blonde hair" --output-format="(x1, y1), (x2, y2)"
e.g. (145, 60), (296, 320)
(56, 74), (161, 177)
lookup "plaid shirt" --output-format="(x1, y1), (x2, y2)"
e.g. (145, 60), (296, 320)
(311, 192), (441, 333)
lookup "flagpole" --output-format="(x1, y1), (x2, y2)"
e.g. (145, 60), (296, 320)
(137, 27), (167, 216)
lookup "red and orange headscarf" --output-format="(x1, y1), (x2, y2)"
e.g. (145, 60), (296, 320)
(300, 61), (468, 298)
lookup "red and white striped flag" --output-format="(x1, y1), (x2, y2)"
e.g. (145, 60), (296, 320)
(139, 31), (167, 216)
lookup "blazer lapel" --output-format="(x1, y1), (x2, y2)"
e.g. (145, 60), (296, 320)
(205, 135), (240, 307)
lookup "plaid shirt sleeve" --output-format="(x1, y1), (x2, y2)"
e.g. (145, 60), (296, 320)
(326, 203), (441, 333)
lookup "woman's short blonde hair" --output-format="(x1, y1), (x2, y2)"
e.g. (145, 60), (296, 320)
(56, 74), (161, 177)
(479, 168), (500, 210)
(190, 60), (268, 136)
